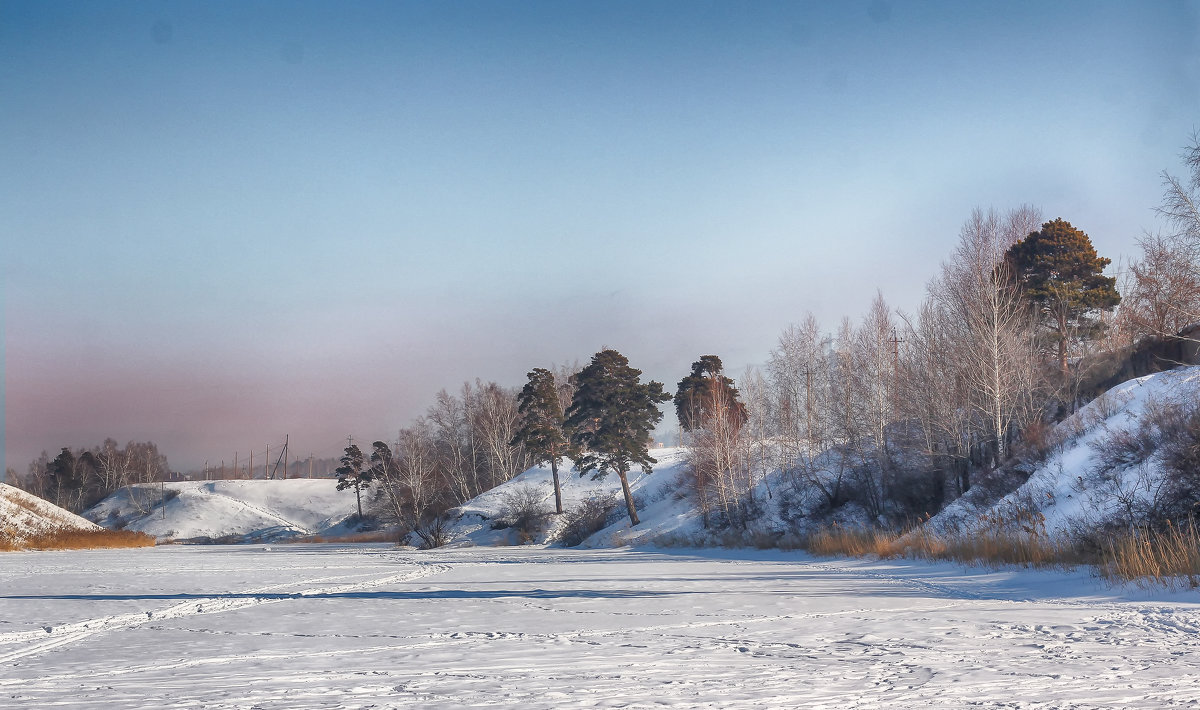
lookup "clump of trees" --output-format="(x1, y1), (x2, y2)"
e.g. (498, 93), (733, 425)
(15, 439), (170, 513)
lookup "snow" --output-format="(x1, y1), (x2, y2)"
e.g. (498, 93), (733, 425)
(930, 365), (1200, 537)
(448, 447), (701, 547)
(0, 483), (101, 548)
(85, 479), (364, 542)
(2, 544), (1199, 708)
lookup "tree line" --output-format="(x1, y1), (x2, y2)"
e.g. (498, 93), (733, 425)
(13, 440), (171, 514)
(339, 132), (1200, 543)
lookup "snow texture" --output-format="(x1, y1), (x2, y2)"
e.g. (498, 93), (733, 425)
(2, 544), (1199, 708)
(0, 483), (102, 547)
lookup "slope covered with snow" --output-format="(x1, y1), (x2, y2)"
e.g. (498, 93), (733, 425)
(0, 483), (103, 548)
(444, 446), (702, 547)
(930, 365), (1200, 537)
(86, 479), (363, 542)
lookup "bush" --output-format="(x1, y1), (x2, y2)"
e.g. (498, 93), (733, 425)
(492, 485), (553, 543)
(558, 495), (617, 547)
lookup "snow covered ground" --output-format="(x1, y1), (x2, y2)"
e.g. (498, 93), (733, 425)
(3, 544), (1199, 708)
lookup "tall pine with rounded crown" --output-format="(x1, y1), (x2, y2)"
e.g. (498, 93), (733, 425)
(512, 368), (569, 515)
(565, 349), (671, 527)
(1005, 218), (1120, 374)
(675, 355), (748, 433)
(335, 443), (373, 522)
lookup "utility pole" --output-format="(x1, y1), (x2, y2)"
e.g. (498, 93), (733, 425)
(248, 449), (253, 480)
(233, 451), (238, 479)
(308, 454), (313, 479)
(283, 434), (289, 480)
(265, 444), (270, 479)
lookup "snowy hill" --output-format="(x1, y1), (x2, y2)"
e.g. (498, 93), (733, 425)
(443, 447), (701, 547)
(0, 483), (103, 548)
(85, 479), (362, 543)
(929, 365), (1200, 537)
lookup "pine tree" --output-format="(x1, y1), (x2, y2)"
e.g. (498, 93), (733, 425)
(674, 355), (748, 433)
(1005, 218), (1120, 373)
(335, 443), (373, 521)
(512, 368), (569, 514)
(565, 349), (671, 526)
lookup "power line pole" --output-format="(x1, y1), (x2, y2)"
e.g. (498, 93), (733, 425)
(248, 449), (253, 480)
(283, 434), (289, 480)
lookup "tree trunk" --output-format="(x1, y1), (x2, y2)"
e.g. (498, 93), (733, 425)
(550, 458), (563, 515)
(616, 467), (639, 526)
(355, 484), (363, 520)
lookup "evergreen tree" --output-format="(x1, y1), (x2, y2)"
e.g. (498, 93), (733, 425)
(512, 368), (569, 515)
(674, 355), (748, 433)
(565, 349), (671, 526)
(1005, 218), (1120, 373)
(335, 442), (373, 521)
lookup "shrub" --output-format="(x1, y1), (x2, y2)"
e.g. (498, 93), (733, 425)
(492, 485), (553, 543)
(558, 495), (617, 547)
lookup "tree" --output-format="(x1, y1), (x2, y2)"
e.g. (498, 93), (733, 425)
(565, 349), (671, 526)
(512, 368), (569, 515)
(674, 355), (747, 433)
(335, 442), (372, 521)
(1005, 218), (1120, 374)
(930, 206), (1044, 466)
(676, 356), (751, 528)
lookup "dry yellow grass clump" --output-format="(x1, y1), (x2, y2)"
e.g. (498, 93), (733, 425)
(804, 512), (1200, 588)
(14, 528), (157, 551)
(1098, 522), (1200, 589)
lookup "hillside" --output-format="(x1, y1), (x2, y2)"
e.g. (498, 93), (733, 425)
(928, 364), (1200, 538)
(445, 447), (696, 547)
(81, 366), (1200, 549)
(0, 483), (104, 549)
(85, 479), (363, 542)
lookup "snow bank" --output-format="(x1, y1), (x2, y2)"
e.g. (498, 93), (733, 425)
(0, 483), (102, 548)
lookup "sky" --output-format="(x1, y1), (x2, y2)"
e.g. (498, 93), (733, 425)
(4, 0), (1200, 475)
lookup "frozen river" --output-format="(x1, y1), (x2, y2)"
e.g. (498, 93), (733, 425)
(2, 544), (1199, 708)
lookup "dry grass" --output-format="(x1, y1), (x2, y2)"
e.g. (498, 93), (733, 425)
(806, 526), (903, 559)
(805, 511), (1086, 571)
(1098, 522), (1200, 589)
(15, 528), (156, 551)
(804, 512), (1200, 588)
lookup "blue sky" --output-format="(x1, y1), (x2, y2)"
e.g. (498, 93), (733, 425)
(4, 0), (1200, 473)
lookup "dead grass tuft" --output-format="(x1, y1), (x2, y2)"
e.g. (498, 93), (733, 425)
(15, 528), (156, 551)
(1098, 521), (1200, 589)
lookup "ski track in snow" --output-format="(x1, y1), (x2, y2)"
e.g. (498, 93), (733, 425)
(0, 556), (450, 665)
(3, 546), (1200, 709)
